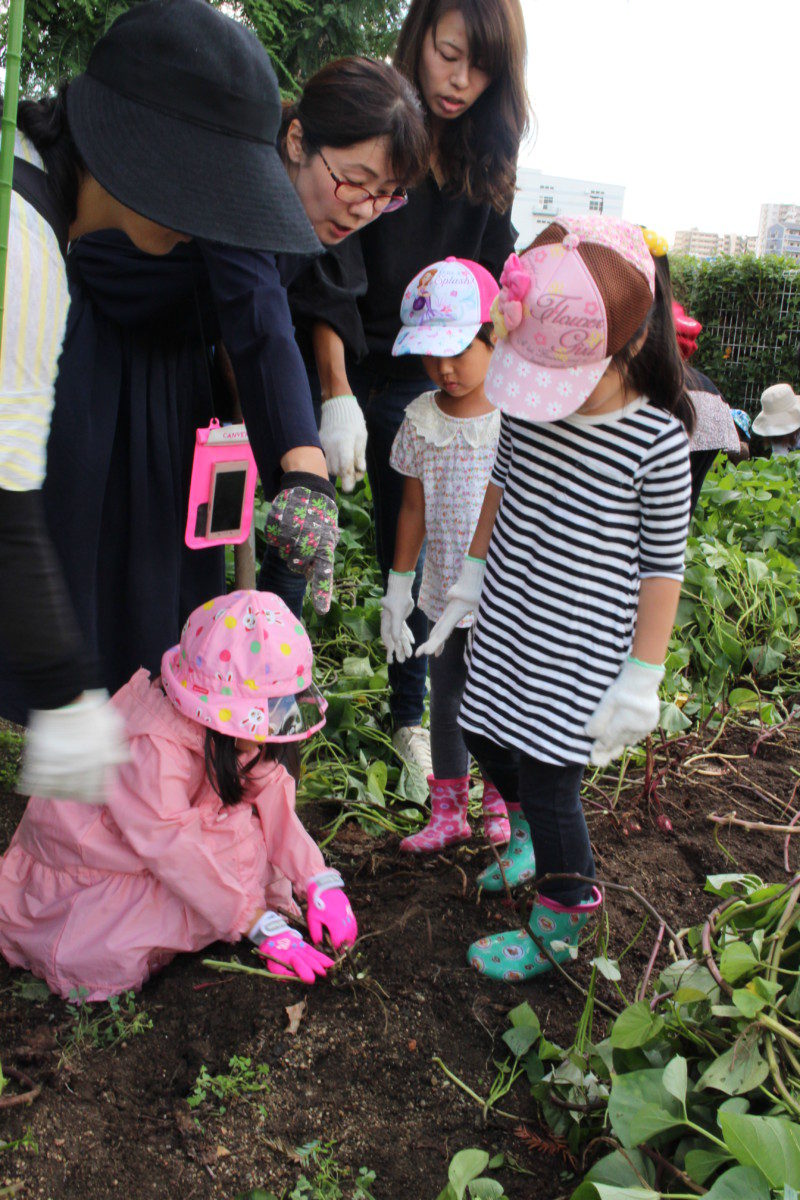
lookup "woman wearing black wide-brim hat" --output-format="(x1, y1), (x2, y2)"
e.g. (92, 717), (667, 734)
(0, 0), (324, 805)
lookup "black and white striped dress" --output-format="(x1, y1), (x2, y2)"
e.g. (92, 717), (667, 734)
(459, 398), (691, 765)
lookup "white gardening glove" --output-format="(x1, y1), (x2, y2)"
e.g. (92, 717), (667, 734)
(585, 657), (665, 767)
(416, 556), (485, 658)
(319, 394), (367, 493)
(18, 689), (130, 804)
(380, 570), (415, 664)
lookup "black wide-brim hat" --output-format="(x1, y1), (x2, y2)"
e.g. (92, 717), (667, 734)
(67, 0), (321, 255)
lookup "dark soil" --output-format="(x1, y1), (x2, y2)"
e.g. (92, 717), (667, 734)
(0, 721), (796, 1200)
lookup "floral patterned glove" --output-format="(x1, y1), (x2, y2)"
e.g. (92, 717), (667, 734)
(265, 472), (339, 615)
(249, 911), (334, 984)
(305, 869), (358, 951)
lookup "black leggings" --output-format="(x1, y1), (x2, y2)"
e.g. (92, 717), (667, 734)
(0, 487), (98, 717)
(463, 730), (594, 906)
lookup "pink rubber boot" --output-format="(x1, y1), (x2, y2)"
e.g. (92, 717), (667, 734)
(481, 778), (510, 846)
(399, 775), (471, 853)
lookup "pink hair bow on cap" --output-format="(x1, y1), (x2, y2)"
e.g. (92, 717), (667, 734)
(497, 253), (531, 331)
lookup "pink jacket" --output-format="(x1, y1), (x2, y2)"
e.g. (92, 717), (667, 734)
(0, 670), (326, 1000)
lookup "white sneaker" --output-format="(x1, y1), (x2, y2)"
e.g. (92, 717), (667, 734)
(392, 724), (433, 780)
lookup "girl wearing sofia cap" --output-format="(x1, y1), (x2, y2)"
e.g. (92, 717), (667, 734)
(0, 592), (356, 999)
(420, 216), (694, 982)
(380, 258), (511, 853)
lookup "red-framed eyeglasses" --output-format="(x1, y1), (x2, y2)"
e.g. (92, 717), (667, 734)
(318, 149), (408, 214)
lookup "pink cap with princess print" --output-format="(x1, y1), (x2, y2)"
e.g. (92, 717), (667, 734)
(485, 216), (656, 422)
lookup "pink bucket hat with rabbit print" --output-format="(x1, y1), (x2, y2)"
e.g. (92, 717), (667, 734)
(392, 256), (499, 357)
(161, 590), (326, 743)
(485, 216), (656, 422)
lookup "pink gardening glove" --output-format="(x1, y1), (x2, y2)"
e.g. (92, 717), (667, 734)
(249, 911), (334, 984)
(306, 869), (358, 951)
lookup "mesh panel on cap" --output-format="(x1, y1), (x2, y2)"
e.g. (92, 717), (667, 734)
(579, 243), (653, 354)
(529, 223), (567, 251)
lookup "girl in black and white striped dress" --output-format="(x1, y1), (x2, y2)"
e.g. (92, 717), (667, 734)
(419, 218), (693, 983)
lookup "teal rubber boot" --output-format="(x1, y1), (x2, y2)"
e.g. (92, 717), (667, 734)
(467, 887), (602, 983)
(477, 803), (536, 892)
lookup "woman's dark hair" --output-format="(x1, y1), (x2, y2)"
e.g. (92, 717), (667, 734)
(14, 83), (83, 224)
(204, 729), (300, 808)
(613, 253), (695, 433)
(394, 0), (531, 212)
(280, 57), (429, 188)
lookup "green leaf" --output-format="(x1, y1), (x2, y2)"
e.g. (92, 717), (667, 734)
(447, 1150), (490, 1200)
(609, 1002), (664, 1049)
(341, 654), (373, 679)
(501, 1026), (539, 1058)
(661, 1055), (688, 1106)
(703, 1165), (772, 1200)
(731, 987), (767, 1018)
(685, 1147), (734, 1185)
(608, 1068), (684, 1149)
(786, 972), (800, 1017)
(468, 1180), (505, 1200)
(584, 1149), (655, 1188)
(657, 960), (719, 1000)
(720, 1112), (800, 1187)
(719, 941), (759, 983)
(365, 759), (387, 803)
(508, 1002), (541, 1034)
(571, 1185), (657, 1200)
(659, 701), (692, 733)
(696, 1033), (769, 1096)
(727, 687), (761, 711)
(590, 956), (622, 981)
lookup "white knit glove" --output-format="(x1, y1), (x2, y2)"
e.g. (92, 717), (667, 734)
(380, 571), (415, 664)
(19, 689), (130, 804)
(416, 557), (485, 658)
(319, 394), (367, 493)
(585, 658), (665, 767)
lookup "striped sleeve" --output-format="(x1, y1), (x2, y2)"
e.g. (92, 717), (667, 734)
(490, 412), (513, 488)
(0, 137), (70, 492)
(637, 422), (691, 580)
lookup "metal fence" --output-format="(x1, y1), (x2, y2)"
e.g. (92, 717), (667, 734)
(672, 260), (800, 415)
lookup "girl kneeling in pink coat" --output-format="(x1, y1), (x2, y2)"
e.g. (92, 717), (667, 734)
(0, 591), (356, 1000)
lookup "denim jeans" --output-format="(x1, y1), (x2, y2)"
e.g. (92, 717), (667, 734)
(463, 730), (594, 906)
(349, 363), (431, 728)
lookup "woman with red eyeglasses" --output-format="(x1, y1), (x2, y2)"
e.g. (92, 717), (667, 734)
(0, 58), (428, 723)
(276, 0), (531, 784)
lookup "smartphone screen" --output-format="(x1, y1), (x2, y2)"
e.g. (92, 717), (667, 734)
(207, 462), (249, 538)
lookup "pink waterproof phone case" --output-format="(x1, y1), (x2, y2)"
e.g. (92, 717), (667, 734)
(185, 419), (258, 549)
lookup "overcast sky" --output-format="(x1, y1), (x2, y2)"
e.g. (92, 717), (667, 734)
(519, 0), (795, 240)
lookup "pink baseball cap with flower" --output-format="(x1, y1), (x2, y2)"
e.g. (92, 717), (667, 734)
(161, 590), (326, 743)
(392, 256), (499, 358)
(485, 216), (656, 422)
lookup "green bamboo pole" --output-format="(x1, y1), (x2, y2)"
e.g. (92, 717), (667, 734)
(0, 0), (26, 359)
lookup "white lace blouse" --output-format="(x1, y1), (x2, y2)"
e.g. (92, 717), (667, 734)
(389, 390), (500, 624)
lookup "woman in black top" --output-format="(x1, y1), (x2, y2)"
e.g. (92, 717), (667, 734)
(0, 0), (322, 802)
(0, 58), (428, 724)
(291, 0), (530, 771)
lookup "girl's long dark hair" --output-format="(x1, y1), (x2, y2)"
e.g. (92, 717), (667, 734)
(204, 730), (300, 808)
(14, 83), (83, 224)
(280, 57), (429, 188)
(614, 254), (695, 433)
(394, 0), (531, 212)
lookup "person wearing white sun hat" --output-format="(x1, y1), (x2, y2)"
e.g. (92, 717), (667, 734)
(752, 384), (800, 457)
